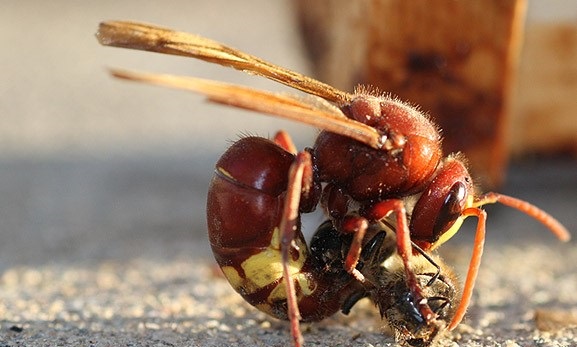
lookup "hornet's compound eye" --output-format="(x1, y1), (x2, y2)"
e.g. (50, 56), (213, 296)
(432, 181), (468, 239)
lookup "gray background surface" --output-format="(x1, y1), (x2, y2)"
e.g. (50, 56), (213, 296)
(1, 1), (576, 346)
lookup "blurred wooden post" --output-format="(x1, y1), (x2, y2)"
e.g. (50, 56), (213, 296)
(511, 19), (577, 156)
(295, 0), (527, 188)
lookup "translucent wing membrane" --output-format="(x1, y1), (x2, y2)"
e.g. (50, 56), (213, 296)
(110, 69), (383, 149)
(97, 21), (352, 104)
(97, 20), (385, 149)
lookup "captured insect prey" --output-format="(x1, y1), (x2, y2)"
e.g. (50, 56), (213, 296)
(311, 220), (459, 347)
(97, 21), (571, 347)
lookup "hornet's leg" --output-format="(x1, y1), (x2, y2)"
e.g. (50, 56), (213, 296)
(340, 215), (369, 282)
(448, 207), (486, 330)
(278, 150), (314, 347)
(274, 130), (297, 154)
(364, 199), (437, 322)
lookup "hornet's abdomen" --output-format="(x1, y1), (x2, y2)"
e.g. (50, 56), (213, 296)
(207, 136), (359, 321)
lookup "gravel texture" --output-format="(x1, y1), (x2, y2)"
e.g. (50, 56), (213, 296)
(1, 242), (577, 347)
(1, 158), (575, 347)
(1, 1), (576, 346)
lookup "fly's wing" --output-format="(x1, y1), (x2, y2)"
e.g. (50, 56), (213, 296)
(97, 21), (352, 105)
(110, 69), (383, 149)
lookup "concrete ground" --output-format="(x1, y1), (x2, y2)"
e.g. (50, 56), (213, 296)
(1, 1), (576, 346)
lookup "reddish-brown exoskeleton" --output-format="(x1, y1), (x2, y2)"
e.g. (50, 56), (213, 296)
(97, 21), (571, 346)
